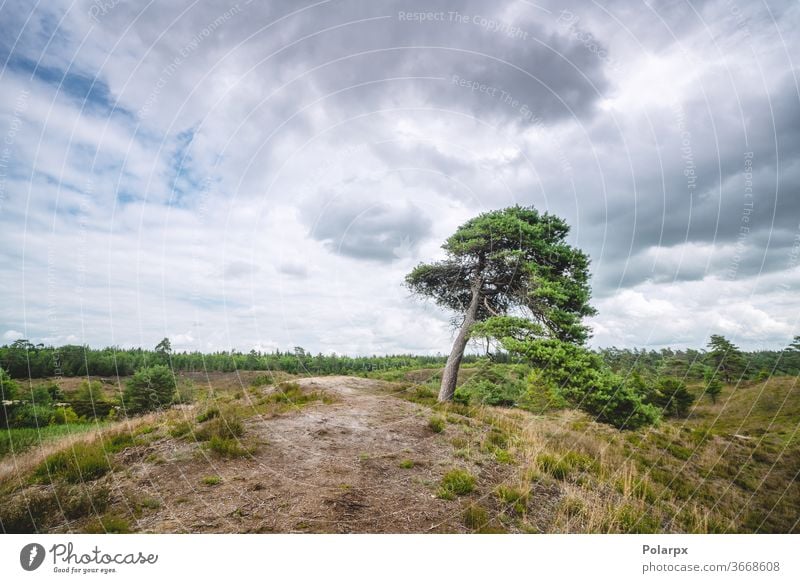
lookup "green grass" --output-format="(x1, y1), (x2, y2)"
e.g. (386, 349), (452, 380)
(206, 436), (250, 457)
(194, 411), (244, 441)
(537, 451), (596, 480)
(201, 475), (223, 486)
(32, 430), (135, 484)
(428, 416), (446, 433)
(437, 469), (476, 499)
(463, 504), (489, 530)
(34, 442), (112, 484)
(495, 485), (528, 508)
(398, 459), (415, 469)
(0, 423), (104, 458)
(84, 514), (132, 534)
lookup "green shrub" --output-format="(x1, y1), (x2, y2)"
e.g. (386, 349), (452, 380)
(498, 337), (661, 429)
(0, 366), (19, 401)
(74, 380), (105, 403)
(398, 459), (415, 469)
(494, 449), (514, 464)
(646, 378), (695, 417)
(37, 381), (65, 402)
(123, 365), (176, 414)
(202, 475), (222, 485)
(9, 403), (55, 428)
(250, 374), (275, 387)
(453, 361), (525, 406)
(437, 469), (476, 499)
(51, 406), (79, 425)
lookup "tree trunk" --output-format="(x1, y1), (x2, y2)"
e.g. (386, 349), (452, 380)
(438, 276), (482, 402)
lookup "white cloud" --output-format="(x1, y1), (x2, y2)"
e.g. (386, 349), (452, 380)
(3, 330), (24, 341)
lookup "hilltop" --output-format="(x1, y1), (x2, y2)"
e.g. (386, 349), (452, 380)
(1, 368), (798, 533)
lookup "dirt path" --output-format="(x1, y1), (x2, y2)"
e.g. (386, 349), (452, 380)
(117, 376), (509, 533)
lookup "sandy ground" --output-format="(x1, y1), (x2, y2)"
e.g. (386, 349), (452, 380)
(100, 376), (512, 533)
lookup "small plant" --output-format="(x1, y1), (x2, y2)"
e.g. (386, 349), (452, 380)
(483, 429), (508, 450)
(195, 409), (244, 441)
(202, 475), (222, 485)
(207, 436), (249, 457)
(560, 496), (586, 518)
(196, 405), (220, 423)
(85, 515), (132, 534)
(495, 485), (528, 513)
(250, 374), (275, 387)
(537, 453), (570, 480)
(537, 451), (596, 480)
(398, 459), (415, 469)
(463, 504), (489, 530)
(437, 469), (476, 499)
(139, 497), (161, 510)
(168, 420), (193, 438)
(428, 416), (446, 433)
(494, 449), (514, 464)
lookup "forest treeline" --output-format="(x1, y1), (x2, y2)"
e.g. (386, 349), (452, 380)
(1, 336), (799, 381)
(0, 339), (456, 379)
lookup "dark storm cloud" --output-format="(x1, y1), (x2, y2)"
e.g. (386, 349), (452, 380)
(283, 0), (610, 125)
(307, 196), (433, 262)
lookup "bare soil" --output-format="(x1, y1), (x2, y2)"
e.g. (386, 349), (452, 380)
(97, 376), (514, 533)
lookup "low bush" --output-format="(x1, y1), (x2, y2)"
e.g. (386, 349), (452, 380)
(123, 365), (176, 414)
(34, 443), (111, 484)
(428, 416), (446, 433)
(463, 504), (489, 530)
(437, 469), (476, 499)
(207, 436), (249, 457)
(454, 361), (525, 407)
(194, 410), (244, 442)
(51, 406), (79, 425)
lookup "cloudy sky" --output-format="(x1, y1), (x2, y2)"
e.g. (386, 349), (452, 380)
(0, 0), (798, 354)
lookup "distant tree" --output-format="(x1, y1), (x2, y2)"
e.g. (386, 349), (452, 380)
(649, 377), (695, 417)
(75, 380), (105, 403)
(123, 365), (176, 414)
(703, 369), (723, 404)
(405, 206), (596, 402)
(787, 335), (800, 353)
(706, 335), (746, 383)
(155, 337), (172, 355)
(0, 367), (19, 401)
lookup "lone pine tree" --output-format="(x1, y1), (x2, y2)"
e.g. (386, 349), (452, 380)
(405, 206), (596, 402)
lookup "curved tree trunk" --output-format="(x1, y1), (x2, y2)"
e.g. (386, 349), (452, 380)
(438, 277), (482, 402)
